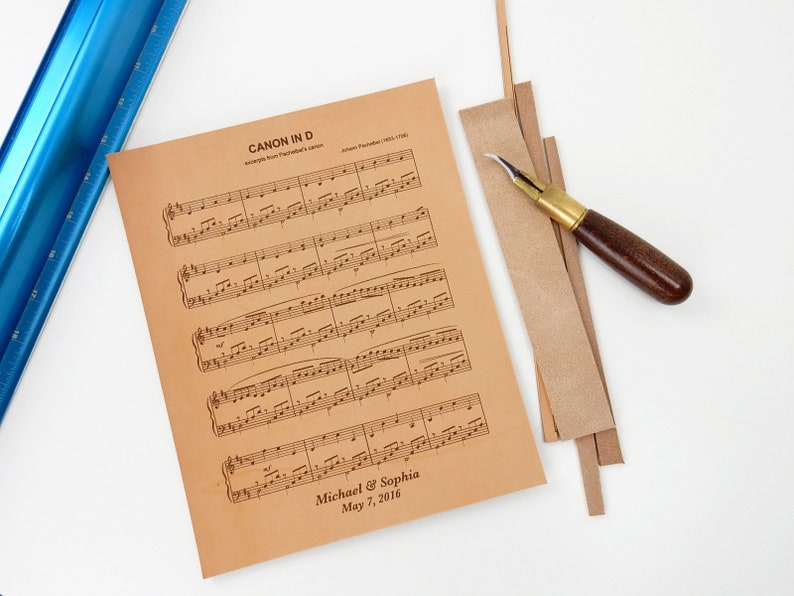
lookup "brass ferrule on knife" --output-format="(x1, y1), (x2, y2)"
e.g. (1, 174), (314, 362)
(514, 171), (588, 231)
(485, 152), (693, 304)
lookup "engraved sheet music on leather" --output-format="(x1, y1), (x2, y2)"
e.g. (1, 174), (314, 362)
(108, 80), (544, 577)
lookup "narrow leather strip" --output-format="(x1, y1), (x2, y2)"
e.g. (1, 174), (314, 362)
(543, 135), (624, 466)
(511, 83), (561, 442)
(576, 434), (606, 515)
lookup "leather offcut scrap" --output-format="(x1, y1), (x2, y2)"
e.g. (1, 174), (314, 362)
(485, 2), (622, 516)
(461, 81), (625, 515)
(460, 99), (615, 442)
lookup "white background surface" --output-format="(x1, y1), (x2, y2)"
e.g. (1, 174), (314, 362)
(1, 1), (793, 594)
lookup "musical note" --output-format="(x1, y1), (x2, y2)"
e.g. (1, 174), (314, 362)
(222, 393), (488, 502)
(207, 326), (471, 436)
(193, 266), (452, 371)
(178, 208), (436, 309)
(163, 149), (420, 246)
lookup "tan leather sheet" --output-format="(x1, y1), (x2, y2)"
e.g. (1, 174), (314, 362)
(109, 80), (545, 576)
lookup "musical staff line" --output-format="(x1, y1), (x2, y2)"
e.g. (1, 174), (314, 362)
(178, 207), (437, 308)
(222, 393), (488, 503)
(163, 149), (419, 246)
(208, 326), (470, 436)
(193, 266), (453, 371)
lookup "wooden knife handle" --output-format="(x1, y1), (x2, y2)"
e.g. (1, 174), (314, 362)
(572, 210), (693, 304)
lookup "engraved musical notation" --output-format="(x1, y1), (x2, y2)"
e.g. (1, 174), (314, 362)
(222, 393), (488, 503)
(163, 149), (420, 246)
(178, 207), (436, 308)
(208, 326), (470, 436)
(110, 80), (545, 575)
(193, 266), (453, 372)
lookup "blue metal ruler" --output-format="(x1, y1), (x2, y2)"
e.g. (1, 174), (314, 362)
(0, 0), (188, 423)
